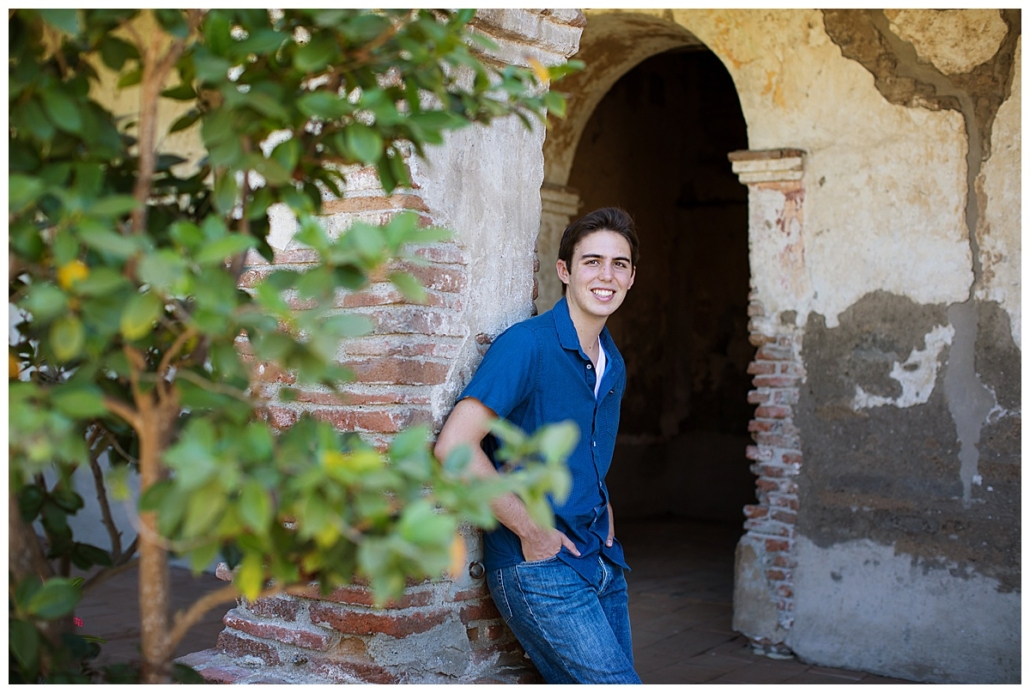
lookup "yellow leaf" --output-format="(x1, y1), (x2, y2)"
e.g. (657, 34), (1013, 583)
(447, 533), (466, 579)
(9, 352), (21, 380)
(57, 260), (89, 289)
(528, 57), (550, 85)
(322, 450), (383, 473)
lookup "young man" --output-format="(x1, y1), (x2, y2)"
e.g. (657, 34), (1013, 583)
(434, 207), (641, 684)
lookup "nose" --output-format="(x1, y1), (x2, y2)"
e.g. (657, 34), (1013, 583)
(599, 261), (613, 280)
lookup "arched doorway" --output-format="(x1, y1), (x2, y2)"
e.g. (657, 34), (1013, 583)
(537, 13), (755, 676)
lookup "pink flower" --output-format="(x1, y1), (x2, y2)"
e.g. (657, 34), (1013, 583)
(74, 617), (84, 627)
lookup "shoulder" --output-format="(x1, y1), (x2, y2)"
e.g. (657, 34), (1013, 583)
(492, 311), (554, 350)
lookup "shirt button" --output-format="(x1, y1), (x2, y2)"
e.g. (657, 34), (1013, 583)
(586, 364), (593, 370)
(593, 441), (597, 447)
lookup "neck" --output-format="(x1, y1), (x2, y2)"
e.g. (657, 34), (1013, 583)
(565, 298), (606, 352)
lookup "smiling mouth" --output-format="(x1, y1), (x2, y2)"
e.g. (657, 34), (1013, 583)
(592, 289), (615, 298)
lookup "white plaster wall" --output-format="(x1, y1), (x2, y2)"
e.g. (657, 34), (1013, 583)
(662, 8), (973, 327)
(976, 36), (1021, 347)
(415, 117), (546, 420)
(789, 535), (1021, 683)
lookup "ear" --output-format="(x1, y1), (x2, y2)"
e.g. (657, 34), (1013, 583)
(556, 259), (570, 286)
(627, 266), (636, 291)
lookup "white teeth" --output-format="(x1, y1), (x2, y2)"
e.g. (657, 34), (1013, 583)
(593, 289), (614, 297)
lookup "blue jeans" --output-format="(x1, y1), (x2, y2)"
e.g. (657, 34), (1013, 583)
(487, 554), (641, 684)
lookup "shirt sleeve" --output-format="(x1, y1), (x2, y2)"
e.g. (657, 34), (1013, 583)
(458, 322), (537, 420)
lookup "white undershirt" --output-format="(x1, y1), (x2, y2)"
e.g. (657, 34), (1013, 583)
(594, 337), (607, 398)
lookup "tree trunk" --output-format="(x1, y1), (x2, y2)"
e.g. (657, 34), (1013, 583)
(136, 395), (178, 684)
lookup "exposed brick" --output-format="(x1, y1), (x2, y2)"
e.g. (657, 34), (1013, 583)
(322, 194), (430, 215)
(747, 301), (766, 317)
(781, 451), (803, 465)
(772, 389), (800, 405)
(309, 658), (399, 685)
(743, 505), (768, 519)
(747, 361), (776, 375)
(776, 585), (794, 599)
(752, 375), (801, 389)
(766, 569), (787, 581)
(368, 306), (464, 337)
(451, 585), (491, 602)
(244, 596), (299, 622)
(224, 610), (334, 651)
(748, 332), (775, 347)
(286, 387), (432, 407)
(755, 405), (791, 419)
(755, 344), (794, 361)
(217, 631), (281, 665)
(747, 390), (771, 404)
(299, 584), (435, 609)
(764, 538), (791, 553)
(341, 335), (462, 359)
(772, 555), (799, 569)
(251, 360), (298, 385)
(467, 626), (481, 642)
(753, 433), (801, 449)
(272, 247), (321, 265)
(770, 495), (799, 510)
(459, 600), (501, 624)
(313, 406), (432, 433)
(265, 405), (299, 430)
(745, 445), (772, 462)
(367, 262), (466, 294)
(342, 357), (449, 385)
(748, 419), (776, 433)
(771, 509), (797, 524)
(309, 604), (450, 638)
(410, 243), (468, 266)
(754, 479), (781, 494)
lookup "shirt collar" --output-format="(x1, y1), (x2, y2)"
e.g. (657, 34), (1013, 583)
(551, 296), (582, 352)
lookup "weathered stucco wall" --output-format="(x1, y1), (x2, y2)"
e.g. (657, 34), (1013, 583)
(578, 8), (1020, 683)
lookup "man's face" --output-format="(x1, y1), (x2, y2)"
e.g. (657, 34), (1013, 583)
(556, 230), (636, 322)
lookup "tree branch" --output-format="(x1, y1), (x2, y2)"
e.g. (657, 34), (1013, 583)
(82, 557), (140, 594)
(88, 438), (124, 560)
(103, 395), (141, 431)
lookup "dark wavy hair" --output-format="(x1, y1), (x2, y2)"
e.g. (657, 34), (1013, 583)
(557, 207), (639, 294)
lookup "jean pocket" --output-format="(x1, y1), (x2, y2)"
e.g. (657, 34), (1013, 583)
(519, 553), (561, 567)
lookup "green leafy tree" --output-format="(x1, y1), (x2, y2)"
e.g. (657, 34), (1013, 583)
(9, 9), (580, 683)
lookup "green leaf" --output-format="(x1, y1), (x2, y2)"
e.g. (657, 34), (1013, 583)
(398, 499), (455, 547)
(77, 221), (139, 258)
(155, 9), (189, 39)
(138, 250), (189, 294)
(239, 480), (272, 532)
(24, 577), (81, 619)
(182, 483), (227, 538)
(90, 195), (139, 217)
(8, 619), (40, 672)
(39, 9), (80, 35)
(116, 66), (142, 89)
(388, 271), (427, 303)
(194, 234), (256, 265)
(51, 316), (85, 362)
(294, 33), (339, 73)
(236, 552), (265, 600)
(120, 292), (163, 341)
(75, 267), (129, 296)
(22, 283), (68, 322)
(40, 88), (82, 134)
(99, 34), (139, 71)
(213, 172), (238, 215)
(169, 109), (201, 134)
(297, 91), (351, 120)
(10, 175), (43, 213)
(161, 83), (197, 101)
(345, 123), (383, 164)
(51, 384), (109, 419)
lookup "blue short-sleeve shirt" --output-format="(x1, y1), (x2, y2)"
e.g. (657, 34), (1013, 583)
(458, 296), (629, 580)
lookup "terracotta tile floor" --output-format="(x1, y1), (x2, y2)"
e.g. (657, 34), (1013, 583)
(75, 516), (915, 684)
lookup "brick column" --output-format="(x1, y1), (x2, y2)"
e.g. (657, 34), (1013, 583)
(180, 9), (584, 684)
(727, 149), (807, 658)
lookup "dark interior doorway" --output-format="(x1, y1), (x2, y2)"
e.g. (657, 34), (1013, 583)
(566, 46), (752, 576)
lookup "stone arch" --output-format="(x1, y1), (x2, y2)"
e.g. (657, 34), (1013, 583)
(537, 9), (809, 656)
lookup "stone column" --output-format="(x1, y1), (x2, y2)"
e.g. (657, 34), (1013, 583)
(727, 149), (807, 659)
(180, 10), (583, 684)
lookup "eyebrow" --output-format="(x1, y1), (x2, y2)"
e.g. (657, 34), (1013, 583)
(579, 253), (632, 264)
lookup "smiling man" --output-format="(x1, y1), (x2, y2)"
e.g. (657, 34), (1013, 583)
(435, 207), (641, 684)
